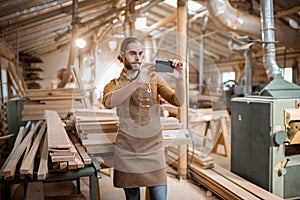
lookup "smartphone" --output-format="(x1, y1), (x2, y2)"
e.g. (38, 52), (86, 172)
(155, 60), (174, 73)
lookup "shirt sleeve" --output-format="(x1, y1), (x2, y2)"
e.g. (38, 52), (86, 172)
(102, 79), (117, 107)
(155, 74), (180, 107)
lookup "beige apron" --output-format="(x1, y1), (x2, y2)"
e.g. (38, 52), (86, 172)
(113, 78), (167, 188)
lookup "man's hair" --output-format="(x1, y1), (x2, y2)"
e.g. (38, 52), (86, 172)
(117, 37), (140, 62)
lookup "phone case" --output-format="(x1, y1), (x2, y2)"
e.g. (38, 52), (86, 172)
(155, 60), (174, 72)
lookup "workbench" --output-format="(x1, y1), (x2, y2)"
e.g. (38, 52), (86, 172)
(0, 166), (98, 200)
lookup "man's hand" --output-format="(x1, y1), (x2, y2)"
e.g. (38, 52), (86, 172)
(169, 59), (183, 80)
(134, 63), (155, 84)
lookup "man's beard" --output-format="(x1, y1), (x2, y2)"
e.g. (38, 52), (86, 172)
(124, 58), (140, 72)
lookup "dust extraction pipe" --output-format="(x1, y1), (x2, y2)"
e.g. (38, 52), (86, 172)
(260, 0), (281, 79)
(206, 0), (300, 50)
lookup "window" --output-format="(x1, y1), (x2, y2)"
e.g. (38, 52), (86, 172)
(282, 67), (293, 83)
(1, 69), (8, 101)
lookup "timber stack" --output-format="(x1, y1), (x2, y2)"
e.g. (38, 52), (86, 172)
(0, 110), (91, 181)
(22, 88), (87, 121)
(73, 109), (118, 156)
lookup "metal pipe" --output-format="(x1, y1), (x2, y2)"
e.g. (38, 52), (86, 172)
(206, 0), (300, 49)
(57, 0), (79, 88)
(245, 46), (252, 95)
(260, 0), (282, 79)
(199, 14), (208, 95)
(199, 33), (204, 95)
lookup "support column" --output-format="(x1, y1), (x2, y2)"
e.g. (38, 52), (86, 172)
(176, 0), (188, 180)
(58, 0), (79, 88)
(124, 0), (135, 37)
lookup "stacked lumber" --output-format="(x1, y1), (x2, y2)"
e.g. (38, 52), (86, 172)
(22, 88), (88, 121)
(166, 145), (213, 170)
(189, 164), (283, 200)
(45, 110), (83, 170)
(73, 109), (118, 154)
(0, 110), (91, 181)
(166, 145), (282, 200)
(160, 116), (182, 130)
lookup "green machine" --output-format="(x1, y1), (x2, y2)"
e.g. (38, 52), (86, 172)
(231, 76), (300, 199)
(6, 98), (27, 147)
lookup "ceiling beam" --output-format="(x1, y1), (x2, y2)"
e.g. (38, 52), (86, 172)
(275, 5), (300, 18)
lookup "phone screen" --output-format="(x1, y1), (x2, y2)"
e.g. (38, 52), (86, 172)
(155, 60), (174, 72)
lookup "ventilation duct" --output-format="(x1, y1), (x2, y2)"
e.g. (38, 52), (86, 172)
(206, 0), (300, 50)
(260, 0), (281, 79)
(259, 0), (300, 97)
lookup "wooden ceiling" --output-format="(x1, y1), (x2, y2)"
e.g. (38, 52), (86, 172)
(0, 0), (299, 67)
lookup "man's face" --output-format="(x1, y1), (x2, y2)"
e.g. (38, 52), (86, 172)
(123, 42), (143, 71)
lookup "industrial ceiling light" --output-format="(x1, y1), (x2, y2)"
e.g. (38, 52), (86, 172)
(76, 38), (86, 49)
(112, 18), (119, 24)
(108, 39), (117, 52)
(164, 0), (203, 14)
(135, 16), (148, 30)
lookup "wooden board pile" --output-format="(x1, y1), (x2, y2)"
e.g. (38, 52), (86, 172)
(166, 145), (214, 170)
(22, 88), (88, 121)
(73, 109), (118, 155)
(189, 163), (283, 200)
(160, 116), (181, 130)
(166, 141), (282, 200)
(0, 110), (91, 181)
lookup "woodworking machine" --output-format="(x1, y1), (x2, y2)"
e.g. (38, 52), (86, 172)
(231, 77), (300, 199)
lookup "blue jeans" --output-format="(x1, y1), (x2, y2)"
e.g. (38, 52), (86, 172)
(124, 185), (167, 200)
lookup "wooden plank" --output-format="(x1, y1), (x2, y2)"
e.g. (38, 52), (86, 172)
(27, 95), (85, 101)
(41, 99), (83, 105)
(22, 111), (70, 121)
(19, 137), (33, 179)
(2, 121), (42, 178)
(26, 92), (86, 98)
(20, 122), (46, 176)
(74, 108), (115, 117)
(81, 133), (118, 140)
(59, 162), (68, 171)
(69, 133), (92, 164)
(13, 126), (27, 149)
(7, 64), (26, 97)
(23, 104), (81, 109)
(78, 122), (118, 130)
(22, 109), (76, 115)
(81, 128), (118, 135)
(25, 88), (84, 96)
(213, 164), (283, 200)
(71, 67), (91, 109)
(190, 170), (240, 200)
(0, 134), (15, 141)
(45, 110), (71, 149)
(82, 136), (116, 146)
(69, 140), (84, 168)
(85, 144), (115, 154)
(75, 116), (117, 122)
(51, 155), (76, 162)
(37, 133), (48, 180)
(189, 164), (260, 200)
(49, 150), (74, 156)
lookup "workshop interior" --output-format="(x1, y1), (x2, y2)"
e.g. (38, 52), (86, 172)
(0, 0), (300, 199)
